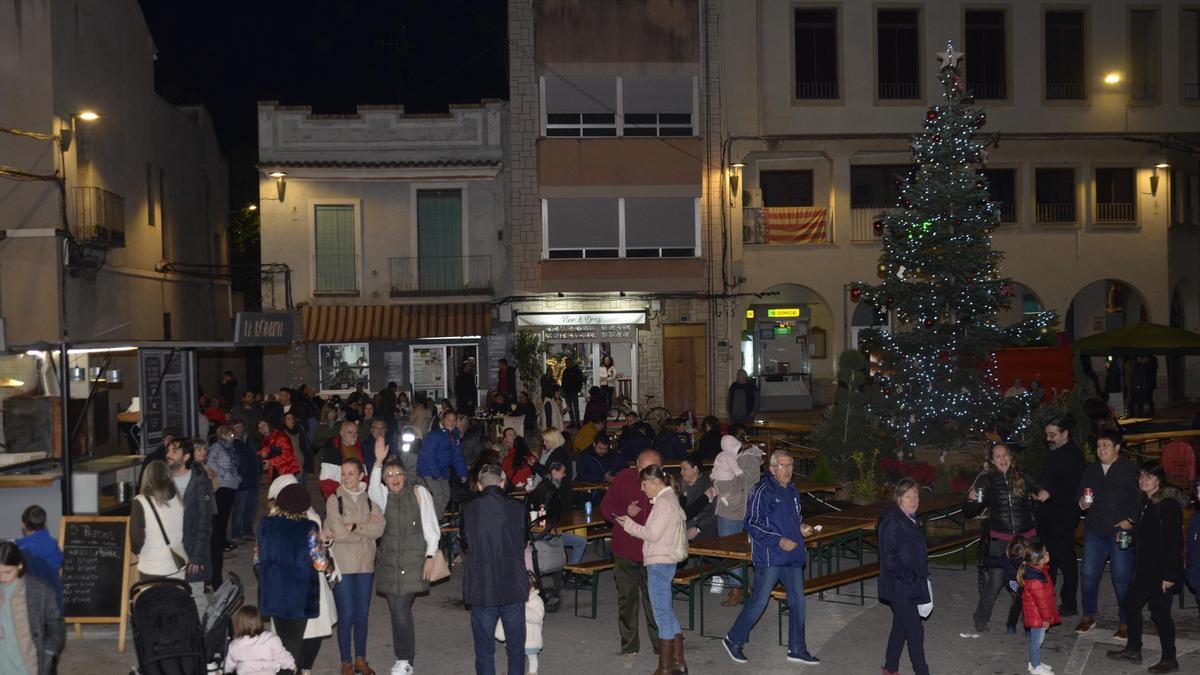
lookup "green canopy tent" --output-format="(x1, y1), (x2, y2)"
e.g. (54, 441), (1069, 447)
(1072, 322), (1200, 356)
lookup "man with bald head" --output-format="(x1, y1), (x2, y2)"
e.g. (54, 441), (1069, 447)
(602, 449), (662, 668)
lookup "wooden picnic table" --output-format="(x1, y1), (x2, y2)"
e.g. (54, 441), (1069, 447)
(818, 492), (963, 524)
(792, 479), (839, 494)
(1120, 428), (1200, 460)
(532, 509), (611, 535)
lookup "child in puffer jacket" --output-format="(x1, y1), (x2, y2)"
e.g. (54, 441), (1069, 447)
(224, 606), (295, 675)
(497, 574), (546, 674)
(1019, 543), (1061, 675)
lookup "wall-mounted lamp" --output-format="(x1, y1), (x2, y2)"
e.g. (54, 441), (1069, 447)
(729, 162), (745, 201)
(58, 110), (101, 152)
(267, 171), (288, 202)
(1147, 152), (1169, 197)
(1103, 72), (1122, 86)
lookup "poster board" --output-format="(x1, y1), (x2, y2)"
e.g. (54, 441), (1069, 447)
(138, 348), (197, 454)
(59, 515), (132, 652)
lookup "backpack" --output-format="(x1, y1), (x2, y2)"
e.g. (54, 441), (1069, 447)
(1161, 439), (1196, 486)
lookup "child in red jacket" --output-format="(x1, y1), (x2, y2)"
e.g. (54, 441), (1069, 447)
(1019, 543), (1062, 675)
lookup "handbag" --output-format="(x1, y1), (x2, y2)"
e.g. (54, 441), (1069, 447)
(918, 578), (934, 618)
(144, 497), (188, 572)
(427, 551), (451, 582)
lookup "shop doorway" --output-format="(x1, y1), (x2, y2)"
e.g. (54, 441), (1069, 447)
(663, 324), (707, 416)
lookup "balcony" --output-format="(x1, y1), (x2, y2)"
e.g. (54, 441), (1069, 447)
(994, 201), (1016, 224)
(389, 255), (493, 297)
(878, 82), (919, 100)
(1046, 82), (1086, 100)
(850, 208), (891, 243)
(1096, 202), (1136, 224)
(71, 187), (125, 247)
(1036, 203), (1076, 224)
(970, 82), (1007, 100)
(1183, 82), (1200, 101)
(795, 81), (839, 100)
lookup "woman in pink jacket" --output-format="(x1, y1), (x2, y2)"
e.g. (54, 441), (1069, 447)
(617, 465), (690, 674)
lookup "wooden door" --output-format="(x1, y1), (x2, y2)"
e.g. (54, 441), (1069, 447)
(663, 324), (707, 414)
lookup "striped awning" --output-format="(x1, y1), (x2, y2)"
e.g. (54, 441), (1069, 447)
(302, 303), (492, 342)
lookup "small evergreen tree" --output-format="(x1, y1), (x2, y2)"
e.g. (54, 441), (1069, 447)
(807, 349), (888, 479)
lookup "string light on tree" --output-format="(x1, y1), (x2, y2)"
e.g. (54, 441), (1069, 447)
(847, 40), (1056, 458)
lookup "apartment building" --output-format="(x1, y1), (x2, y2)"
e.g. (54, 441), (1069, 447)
(256, 101), (507, 399)
(507, 0), (725, 416)
(719, 0), (1200, 407)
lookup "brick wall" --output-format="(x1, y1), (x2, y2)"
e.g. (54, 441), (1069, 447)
(508, 0), (541, 293)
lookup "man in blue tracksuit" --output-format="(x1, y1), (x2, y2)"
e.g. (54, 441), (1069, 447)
(417, 408), (467, 519)
(723, 450), (819, 666)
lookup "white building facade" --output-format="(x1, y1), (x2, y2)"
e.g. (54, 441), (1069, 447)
(257, 101), (508, 400)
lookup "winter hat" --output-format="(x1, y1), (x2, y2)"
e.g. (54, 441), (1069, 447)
(275, 483), (311, 515)
(720, 435), (742, 454)
(267, 473), (298, 501)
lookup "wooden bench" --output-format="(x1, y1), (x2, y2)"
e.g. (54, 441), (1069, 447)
(564, 560), (616, 619)
(582, 527), (613, 541)
(926, 532), (980, 570)
(671, 563), (720, 631)
(771, 563), (882, 645)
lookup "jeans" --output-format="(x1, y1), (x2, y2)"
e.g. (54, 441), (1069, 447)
(727, 564), (811, 658)
(332, 572), (374, 661)
(1080, 531), (1133, 623)
(1123, 581), (1176, 660)
(646, 563), (682, 640)
(717, 516), (743, 588)
(972, 539), (1011, 630)
(1043, 518), (1079, 612)
(614, 555), (658, 655)
(232, 486), (257, 539)
(470, 601), (525, 675)
(1029, 627), (1046, 667)
(561, 533), (587, 565)
(384, 592), (417, 660)
(884, 599), (929, 675)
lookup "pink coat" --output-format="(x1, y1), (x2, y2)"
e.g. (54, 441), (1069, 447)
(621, 486), (688, 565)
(224, 632), (295, 675)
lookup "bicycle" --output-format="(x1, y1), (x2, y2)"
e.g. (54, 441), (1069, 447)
(606, 393), (672, 428)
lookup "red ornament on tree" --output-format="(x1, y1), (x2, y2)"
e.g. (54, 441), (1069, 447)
(925, 318), (936, 328)
(873, 219), (885, 235)
(926, 110), (938, 122)
(885, 295), (895, 306)
(1000, 284), (1013, 297)
(850, 287), (863, 302)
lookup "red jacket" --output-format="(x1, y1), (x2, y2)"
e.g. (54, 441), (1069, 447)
(1021, 564), (1061, 628)
(258, 429), (301, 482)
(501, 452), (533, 488)
(601, 466), (651, 562)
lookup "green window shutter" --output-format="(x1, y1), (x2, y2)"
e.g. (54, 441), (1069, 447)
(314, 205), (357, 293)
(417, 190), (463, 291)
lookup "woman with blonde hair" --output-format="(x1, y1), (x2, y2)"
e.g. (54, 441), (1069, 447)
(534, 427), (573, 495)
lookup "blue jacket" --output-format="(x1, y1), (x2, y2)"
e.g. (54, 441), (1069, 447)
(233, 437), (259, 490)
(16, 529), (63, 610)
(1186, 511), (1200, 596)
(417, 427), (467, 480)
(256, 516), (321, 619)
(877, 503), (930, 604)
(576, 448), (622, 483)
(653, 431), (690, 461)
(744, 474), (807, 568)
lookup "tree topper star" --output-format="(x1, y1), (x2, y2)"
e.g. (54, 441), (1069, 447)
(936, 41), (964, 69)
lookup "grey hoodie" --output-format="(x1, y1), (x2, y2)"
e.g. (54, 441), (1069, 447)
(713, 444), (763, 521)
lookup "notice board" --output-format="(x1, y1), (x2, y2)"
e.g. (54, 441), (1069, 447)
(138, 348), (197, 454)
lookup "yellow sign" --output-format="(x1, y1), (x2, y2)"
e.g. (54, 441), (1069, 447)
(766, 308), (801, 318)
(745, 309), (755, 319)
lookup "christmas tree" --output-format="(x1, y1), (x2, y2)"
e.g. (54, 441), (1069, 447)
(850, 41), (1055, 455)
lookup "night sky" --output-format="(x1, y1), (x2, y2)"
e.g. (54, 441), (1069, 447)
(138, 0), (509, 205)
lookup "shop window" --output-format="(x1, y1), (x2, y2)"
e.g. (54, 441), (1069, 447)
(1095, 168), (1136, 223)
(320, 343), (369, 392)
(761, 170), (814, 207)
(314, 204), (358, 293)
(1129, 9), (1159, 101)
(622, 76), (694, 137)
(793, 8), (839, 100)
(1044, 10), (1086, 100)
(1035, 168), (1076, 223)
(983, 168), (1017, 223)
(877, 9), (920, 100)
(624, 198), (697, 258)
(543, 75), (617, 137)
(965, 9), (1007, 100)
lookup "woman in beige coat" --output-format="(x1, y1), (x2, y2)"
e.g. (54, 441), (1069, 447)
(324, 458), (385, 675)
(617, 465), (690, 675)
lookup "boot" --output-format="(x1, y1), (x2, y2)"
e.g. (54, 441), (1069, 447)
(652, 639), (675, 675)
(672, 633), (688, 674)
(354, 656), (376, 675)
(341, 663), (354, 675)
(721, 588), (744, 607)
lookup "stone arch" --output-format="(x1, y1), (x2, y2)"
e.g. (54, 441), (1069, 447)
(740, 283), (836, 407)
(996, 281), (1045, 327)
(1065, 278), (1150, 341)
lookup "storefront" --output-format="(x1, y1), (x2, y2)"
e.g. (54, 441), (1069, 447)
(741, 305), (818, 410)
(516, 311), (645, 404)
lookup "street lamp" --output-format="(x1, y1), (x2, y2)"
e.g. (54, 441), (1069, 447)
(729, 162), (745, 200)
(266, 171), (287, 202)
(1147, 151), (1170, 197)
(59, 110), (101, 151)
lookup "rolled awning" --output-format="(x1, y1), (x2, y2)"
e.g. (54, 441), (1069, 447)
(302, 303), (492, 342)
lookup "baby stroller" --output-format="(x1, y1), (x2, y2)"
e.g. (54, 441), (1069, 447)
(128, 572), (244, 675)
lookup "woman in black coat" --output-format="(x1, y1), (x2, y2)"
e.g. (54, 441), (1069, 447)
(878, 478), (930, 675)
(962, 443), (1049, 635)
(1106, 462), (1184, 673)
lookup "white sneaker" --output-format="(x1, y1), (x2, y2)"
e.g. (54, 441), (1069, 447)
(709, 575), (726, 593)
(391, 660), (414, 675)
(959, 631), (982, 639)
(1028, 663), (1053, 675)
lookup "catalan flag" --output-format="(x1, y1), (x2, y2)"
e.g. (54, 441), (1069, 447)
(763, 207), (828, 244)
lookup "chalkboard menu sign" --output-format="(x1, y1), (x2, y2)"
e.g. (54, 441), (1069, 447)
(59, 516), (132, 651)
